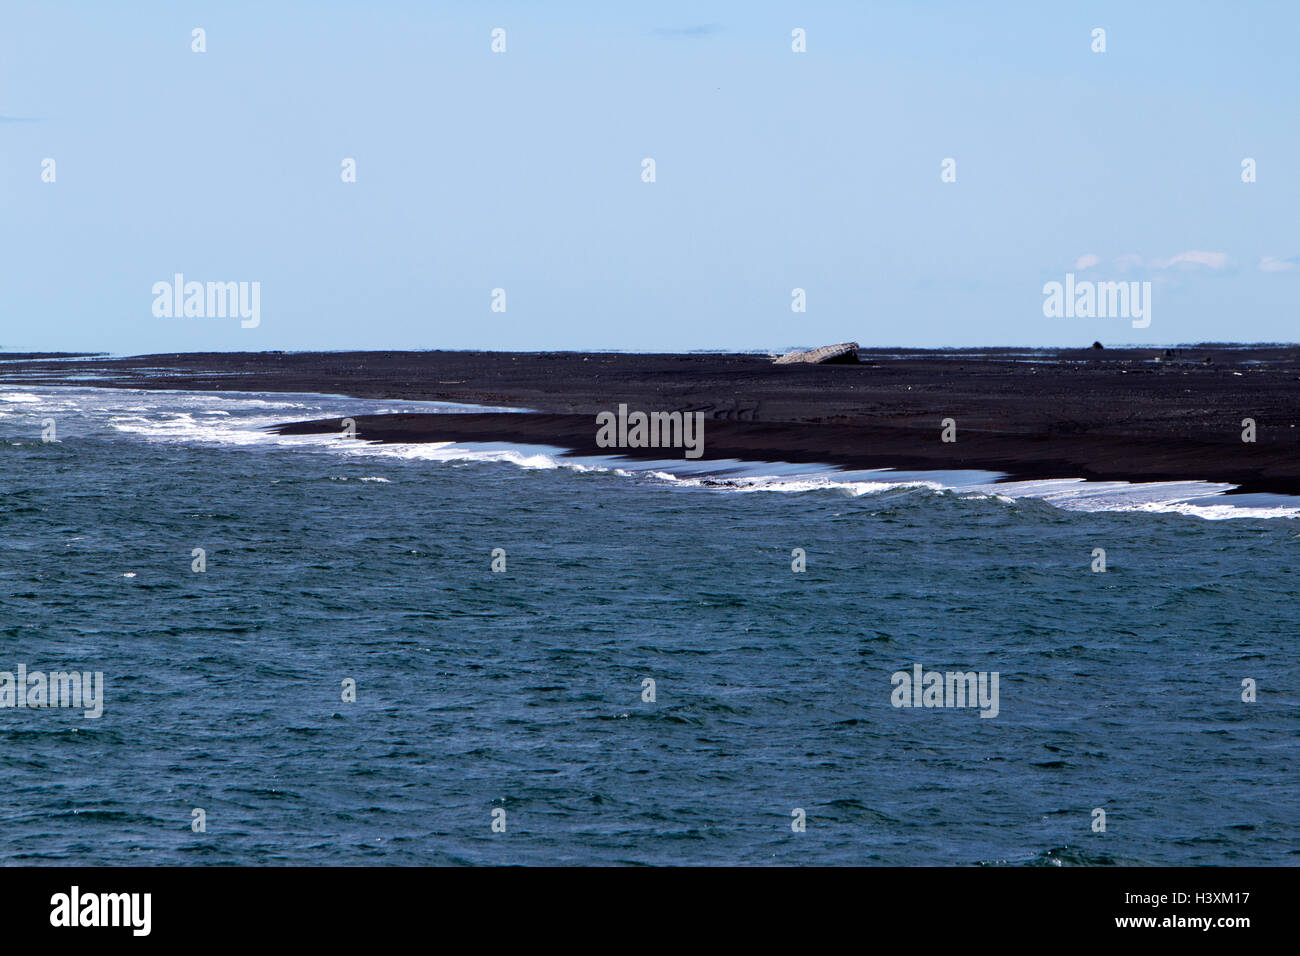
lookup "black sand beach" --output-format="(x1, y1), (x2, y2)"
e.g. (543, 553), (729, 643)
(4, 346), (1299, 493)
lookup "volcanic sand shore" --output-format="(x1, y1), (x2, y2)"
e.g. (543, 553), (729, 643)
(4, 346), (1299, 494)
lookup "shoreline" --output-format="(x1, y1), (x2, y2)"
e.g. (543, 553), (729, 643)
(268, 410), (1300, 496)
(4, 346), (1300, 494)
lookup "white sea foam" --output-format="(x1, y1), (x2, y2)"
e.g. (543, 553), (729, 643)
(4, 385), (1297, 519)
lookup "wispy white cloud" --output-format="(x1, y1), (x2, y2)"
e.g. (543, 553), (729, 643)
(1108, 251), (1230, 272)
(1258, 256), (1298, 273)
(1075, 253), (1100, 270)
(1150, 250), (1229, 270)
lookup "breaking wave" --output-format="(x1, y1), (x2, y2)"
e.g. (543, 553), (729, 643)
(4, 384), (1298, 520)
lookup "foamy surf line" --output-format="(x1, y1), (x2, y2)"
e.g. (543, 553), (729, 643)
(642, 465), (1300, 520)
(5, 385), (1299, 520)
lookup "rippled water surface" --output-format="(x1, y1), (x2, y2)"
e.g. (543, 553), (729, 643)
(1, 387), (1297, 864)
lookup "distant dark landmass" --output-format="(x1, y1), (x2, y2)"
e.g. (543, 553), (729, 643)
(0, 352), (104, 361)
(4, 346), (1299, 494)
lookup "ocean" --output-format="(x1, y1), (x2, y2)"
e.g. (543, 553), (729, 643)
(1, 384), (1296, 865)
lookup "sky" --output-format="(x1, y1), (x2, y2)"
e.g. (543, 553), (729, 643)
(2, 0), (1298, 354)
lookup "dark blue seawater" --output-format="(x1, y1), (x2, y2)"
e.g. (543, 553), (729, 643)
(1, 386), (1297, 865)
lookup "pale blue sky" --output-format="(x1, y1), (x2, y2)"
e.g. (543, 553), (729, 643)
(2, 0), (1297, 353)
